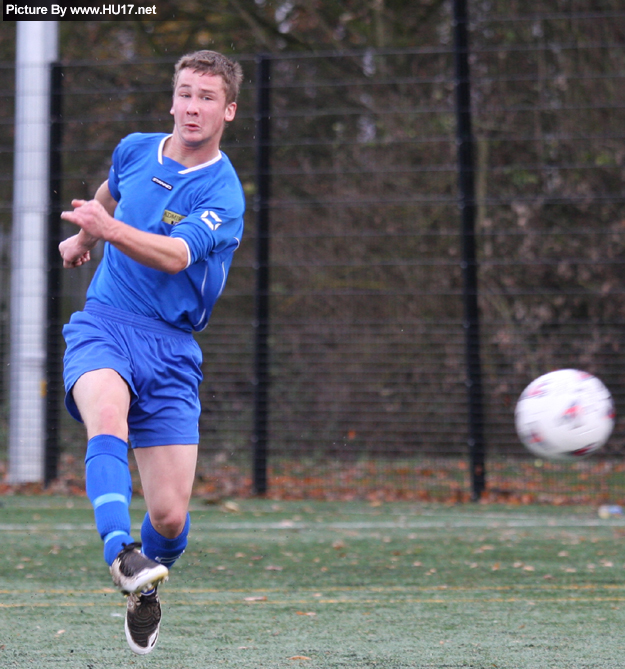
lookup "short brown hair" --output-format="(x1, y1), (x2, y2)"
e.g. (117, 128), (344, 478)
(172, 50), (243, 105)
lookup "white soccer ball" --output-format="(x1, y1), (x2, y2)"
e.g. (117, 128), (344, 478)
(515, 369), (615, 460)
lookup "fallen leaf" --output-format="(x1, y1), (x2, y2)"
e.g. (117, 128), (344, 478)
(244, 596), (268, 602)
(295, 611), (316, 616)
(221, 501), (240, 513)
(289, 656), (312, 661)
(55, 630), (65, 637)
(265, 565), (283, 571)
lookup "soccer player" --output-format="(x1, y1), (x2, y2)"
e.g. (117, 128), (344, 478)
(58, 51), (245, 655)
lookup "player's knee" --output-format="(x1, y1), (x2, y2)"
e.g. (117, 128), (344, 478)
(92, 402), (128, 436)
(150, 508), (188, 539)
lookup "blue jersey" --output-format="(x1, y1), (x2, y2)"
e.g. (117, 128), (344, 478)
(86, 132), (245, 332)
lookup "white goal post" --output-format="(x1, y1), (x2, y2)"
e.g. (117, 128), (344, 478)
(8, 21), (59, 483)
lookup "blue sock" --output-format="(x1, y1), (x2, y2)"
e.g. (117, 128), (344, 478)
(141, 512), (190, 568)
(85, 434), (134, 566)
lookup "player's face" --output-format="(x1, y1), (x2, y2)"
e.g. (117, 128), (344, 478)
(170, 68), (237, 152)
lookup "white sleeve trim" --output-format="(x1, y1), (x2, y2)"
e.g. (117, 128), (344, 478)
(180, 239), (192, 269)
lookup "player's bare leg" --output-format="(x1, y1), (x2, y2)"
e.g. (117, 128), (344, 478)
(72, 368), (131, 441)
(73, 369), (168, 654)
(133, 444), (198, 539)
(120, 444), (197, 654)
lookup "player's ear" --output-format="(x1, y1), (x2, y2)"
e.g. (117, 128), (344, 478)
(225, 102), (237, 123)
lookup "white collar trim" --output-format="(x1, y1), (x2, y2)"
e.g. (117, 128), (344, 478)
(158, 135), (223, 173)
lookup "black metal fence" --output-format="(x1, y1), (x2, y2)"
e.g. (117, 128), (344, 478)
(2, 7), (625, 502)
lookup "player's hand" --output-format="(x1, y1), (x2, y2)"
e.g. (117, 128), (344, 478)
(59, 234), (92, 268)
(61, 198), (117, 242)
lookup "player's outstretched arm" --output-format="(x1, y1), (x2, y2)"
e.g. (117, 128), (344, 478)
(61, 198), (188, 275)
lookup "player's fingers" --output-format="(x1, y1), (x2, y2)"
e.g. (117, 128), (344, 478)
(60, 210), (82, 226)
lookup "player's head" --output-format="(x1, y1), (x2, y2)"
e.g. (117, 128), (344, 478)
(172, 51), (243, 105)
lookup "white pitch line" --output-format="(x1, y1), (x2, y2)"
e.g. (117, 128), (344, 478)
(0, 518), (624, 532)
(198, 519), (625, 530)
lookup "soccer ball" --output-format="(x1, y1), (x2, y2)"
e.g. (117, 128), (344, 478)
(515, 369), (615, 460)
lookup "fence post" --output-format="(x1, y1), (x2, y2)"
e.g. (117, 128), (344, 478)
(45, 62), (63, 486)
(252, 55), (272, 496)
(453, 0), (486, 500)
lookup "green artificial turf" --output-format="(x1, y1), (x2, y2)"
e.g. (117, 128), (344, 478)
(2, 497), (625, 667)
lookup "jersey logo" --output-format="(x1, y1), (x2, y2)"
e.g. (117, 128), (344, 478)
(201, 210), (223, 231)
(162, 210), (185, 225)
(152, 176), (173, 190)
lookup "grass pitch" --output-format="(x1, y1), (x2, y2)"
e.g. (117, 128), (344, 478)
(2, 497), (625, 667)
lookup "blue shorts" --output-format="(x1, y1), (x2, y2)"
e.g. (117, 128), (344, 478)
(63, 301), (203, 448)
